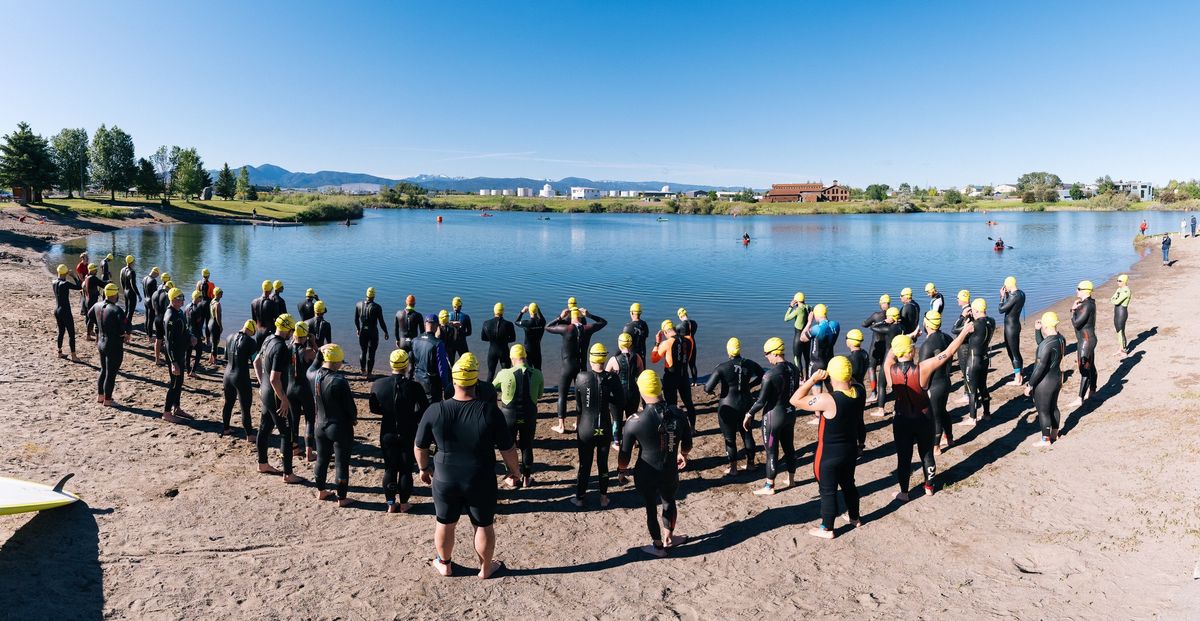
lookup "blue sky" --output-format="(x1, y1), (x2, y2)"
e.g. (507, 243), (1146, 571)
(4, 1), (1197, 188)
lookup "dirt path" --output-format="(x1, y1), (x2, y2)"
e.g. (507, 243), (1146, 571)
(2, 207), (1198, 620)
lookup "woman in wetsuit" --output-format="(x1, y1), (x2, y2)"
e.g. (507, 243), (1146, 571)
(308, 343), (358, 506)
(571, 343), (624, 508)
(288, 321), (317, 462)
(918, 311), (954, 450)
(623, 302), (649, 368)
(861, 294), (891, 407)
(394, 295), (424, 354)
(208, 287), (223, 364)
(546, 308), (607, 433)
(898, 288), (920, 337)
(998, 276), (1026, 385)
(1070, 280), (1098, 406)
(119, 255), (139, 333)
(845, 329), (870, 388)
(81, 262), (105, 340)
(307, 300), (332, 347)
(868, 307), (904, 411)
(951, 290), (972, 405)
(221, 321), (259, 439)
(605, 332), (644, 445)
(184, 290), (209, 376)
(703, 337), (764, 475)
(142, 266), (160, 345)
(1110, 274), (1131, 356)
(52, 264), (83, 360)
(964, 297), (996, 424)
(370, 349), (430, 512)
(807, 303), (840, 378)
(651, 319), (697, 429)
(514, 303), (547, 370)
(481, 302), (516, 383)
(744, 337), (799, 496)
(1025, 312), (1066, 446)
(675, 308), (699, 382)
(785, 292), (813, 378)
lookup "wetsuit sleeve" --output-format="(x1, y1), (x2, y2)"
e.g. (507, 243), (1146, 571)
(1072, 303), (1091, 330)
(748, 360), (765, 388)
(376, 306), (388, 339)
(461, 314), (472, 337)
(702, 367), (720, 394)
(489, 403), (514, 451)
(746, 372), (774, 418)
(435, 341), (451, 386)
(414, 409), (435, 450)
(1027, 343), (1051, 389)
(618, 415), (638, 466)
(784, 306), (800, 323)
(394, 313), (402, 341)
(492, 369), (512, 404)
(870, 321), (890, 337)
(544, 318), (568, 334)
(680, 412), (693, 453)
(481, 320), (491, 342)
(860, 313), (876, 329)
(353, 302), (362, 331)
(998, 292), (1017, 315)
(856, 395), (866, 447)
(532, 369), (545, 400)
(650, 339), (669, 364)
(585, 313), (607, 333)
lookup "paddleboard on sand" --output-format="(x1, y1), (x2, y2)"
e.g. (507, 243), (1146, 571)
(0, 474), (79, 515)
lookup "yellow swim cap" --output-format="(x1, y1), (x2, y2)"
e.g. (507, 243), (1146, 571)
(56, 264), (68, 276)
(900, 287), (913, 298)
(191, 290), (201, 300)
(846, 328), (864, 344)
(293, 321), (309, 338)
(438, 309), (449, 325)
(567, 297), (577, 308)
(924, 282), (936, 294)
(389, 349), (409, 371)
(886, 307), (901, 320)
(726, 337), (741, 356)
(261, 280), (272, 292)
(323, 343), (345, 364)
(636, 369), (663, 398)
(570, 308), (582, 321)
(793, 292), (805, 303)
(1117, 274), (1128, 284)
(452, 353), (479, 386)
(1041, 312), (1059, 329)
(452, 296), (463, 308)
(314, 300), (327, 314)
(161, 272), (171, 282)
(589, 342), (608, 364)
(972, 297), (988, 313)
(529, 302), (540, 315)
(827, 356), (852, 383)
(125, 255), (134, 265)
(243, 319), (257, 333)
(629, 302), (641, 314)
(87, 263), (97, 273)
(957, 289), (970, 303)
(1004, 276), (1017, 290)
(924, 310), (942, 329)
(891, 335), (914, 358)
(306, 288), (315, 297)
(150, 266), (160, 276)
(105, 253), (113, 261)
(1077, 280), (1094, 292)
(275, 313), (296, 331)
(104, 283), (119, 297)
(168, 287), (183, 300)
(814, 303), (827, 319)
(879, 294), (891, 305)
(366, 287), (376, 299)
(661, 319), (674, 332)
(676, 307), (687, 319)
(273, 280), (284, 292)
(618, 332), (633, 349)
(213, 287), (222, 297)
(510, 343), (527, 360)
(764, 337), (785, 355)
(494, 302), (504, 316)
(201, 268), (210, 277)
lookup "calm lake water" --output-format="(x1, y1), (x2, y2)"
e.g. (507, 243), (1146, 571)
(49, 209), (1164, 384)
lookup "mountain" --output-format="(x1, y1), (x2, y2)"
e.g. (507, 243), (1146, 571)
(216, 164), (748, 194)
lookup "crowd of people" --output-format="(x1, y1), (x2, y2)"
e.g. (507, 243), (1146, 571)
(51, 250), (1137, 577)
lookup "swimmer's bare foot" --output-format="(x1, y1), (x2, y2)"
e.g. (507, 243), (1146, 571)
(522, 475), (533, 488)
(753, 483), (776, 496)
(893, 491), (910, 502)
(102, 399), (117, 408)
(337, 497), (353, 507)
(432, 557), (452, 577)
(600, 495), (610, 508)
(71, 354), (81, 362)
(844, 516), (862, 528)
(641, 543), (667, 558)
(307, 448), (316, 462)
(551, 422), (566, 434)
(258, 464), (283, 475)
(569, 497), (584, 508)
(479, 560), (505, 579)
(399, 503), (411, 513)
(317, 490), (335, 500)
(291, 444), (302, 457)
(724, 465), (736, 476)
(955, 418), (976, 427)
(96, 395), (104, 403)
(808, 526), (835, 539)
(283, 474), (303, 484)
(58, 351), (66, 359)
(665, 534), (688, 548)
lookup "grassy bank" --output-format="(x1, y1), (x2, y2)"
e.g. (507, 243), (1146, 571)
(9, 195), (365, 222)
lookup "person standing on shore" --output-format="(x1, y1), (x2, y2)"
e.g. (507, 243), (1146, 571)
(152, 274), (172, 365)
(298, 288), (318, 322)
(221, 320), (259, 439)
(675, 308), (699, 383)
(623, 302), (649, 370)
(998, 276), (1026, 386)
(868, 306), (904, 411)
(162, 287), (192, 423)
(1190, 214), (1196, 238)
(862, 294), (891, 407)
(650, 319), (697, 430)
(251, 280), (273, 346)
(119, 255), (139, 333)
(571, 343), (623, 508)
(447, 296), (472, 361)
(100, 253), (113, 282)
(925, 282), (945, 315)
(899, 288), (920, 338)
(371, 349), (429, 512)
(1069, 281), (1098, 408)
(394, 294), (423, 354)
(514, 303), (546, 370)
(961, 298), (995, 425)
(81, 263), (105, 340)
(1110, 274), (1132, 357)
(807, 303), (840, 380)
(785, 292), (813, 378)
(606, 332), (644, 446)
(354, 287), (388, 380)
(951, 290), (973, 406)
(918, 311), (955, 451)
(91, 283), (130, 406)
(141, 266), (159, 345)
(307, 300), (332, 347)
(546, 307), (607, 434)
(255, 313), (302, 484)
(413, 313), (452, 403)
(415, 353), (520, 579)
(492, 344), (543, 488)
(1139, 219), (1147, 236)
(270, 280), (287, 318)
(208, 288), (223, 364)
(703, 337), (763, 475)
(1162, 233), (1172, 266)
(52, 264), (82, 361)
(309, 343), (357, 506)
(288, 321), (317, 461)
(1026, 312), (1066, 446)
(184, 290), (208, 377)
(744, 337), (799, 495)
(481, 302), (516, 383)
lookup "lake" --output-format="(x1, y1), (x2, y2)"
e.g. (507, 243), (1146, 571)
(49, 208), (1165, 385)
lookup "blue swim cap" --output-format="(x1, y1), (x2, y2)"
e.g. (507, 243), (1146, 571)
(424, 313), (438, 323)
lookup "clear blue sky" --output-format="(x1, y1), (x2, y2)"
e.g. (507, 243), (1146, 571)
(5, 0), (1197, 188)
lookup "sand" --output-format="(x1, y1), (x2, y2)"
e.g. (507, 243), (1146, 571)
(2, 207), (1198, 620)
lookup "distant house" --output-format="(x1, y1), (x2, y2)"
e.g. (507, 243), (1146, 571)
(570, 187), (602, 200)
(681, 190), (709, 198)
(714, 191), (741, 202)
(1114, 180), (1153, 200)
(993, 184), (1018, 196)
(762, 181), (849, 203)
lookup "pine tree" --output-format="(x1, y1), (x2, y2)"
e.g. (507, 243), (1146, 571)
(135, 158), (163, 197)
(215, 163), (236, 199)
(0, 122), (58, 204)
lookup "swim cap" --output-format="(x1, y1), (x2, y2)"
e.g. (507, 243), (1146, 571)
(213, 287), (222, 297)
(191, 290), (201, 300)
(424, 312), (437, 324)
(201, 268), (210, 277)
(452, 296), (463, 308)
(87, 263), (97, 273)
(1117, 274), (1128, 284)
(243, 319), (257, 333)
(104, 283), (119, 298)
(636, 369), (663, 398)
(105, 253), (113, 261)
(891, 335), (914, 358)
(1077, 280), (1094, 292)
(629, 302), (641, 314)
(1041, 311), (1059, 329)
(261, 280), (272, 292)
(162, 280), (172, 289)
(885, 307), (901, 320)
(618, 332), (633, 349)
(366, 287), (376, 299)
(570, 308), (582, 321)
(405, 294), (415, 307)
(529, 302), (539, 315)
(846, 329), (864, 344)
(314, 300), (326, 314)
(900, 287), (913, 298)
(168, 287), (183, 300)
(726, 337), (741, 357)
(879, 294), (891, 305)
(510, 344), (527, 360)
(793, 292), (805, 303)
(676, 307), (687, 318)
(924, 282), (936, 294)
(150, 267), (160, 276)
(972, 298), (987, 313)
(924, 310), (942, 329)
(162, 272), (171, 282)
(813, 303), (827, 319)
(438, 310), (449, 325)
(661, 319), (674, 332)
(293, 321), (309, 338)
(273, 280), (284, 292)
(1004, 276), (1017, 290)
(494, 302), (504, 316)
(957, 289), (970, 303)
(567, 297), (577, 308)
(323, 343), (345, 364)
(126, 255), (135, 265)
(764, 337), (785, 355)
(389, 349), (409, 371)
(275, 313), (296, 331)
(306, 288), (315, 297)
(451, 353), (479, 387)
(56, 264), (68, 276)
(827, 356), (852, 383)
(589, 342), (608, 364)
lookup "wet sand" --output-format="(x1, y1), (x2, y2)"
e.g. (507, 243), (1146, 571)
(2, 207), (1199, 620)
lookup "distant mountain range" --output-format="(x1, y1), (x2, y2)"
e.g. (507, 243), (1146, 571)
(219, 164), (748, 194)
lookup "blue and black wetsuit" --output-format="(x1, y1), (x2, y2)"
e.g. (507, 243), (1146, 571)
(809, 318), (841, 375)
(412, 331), (452, 403)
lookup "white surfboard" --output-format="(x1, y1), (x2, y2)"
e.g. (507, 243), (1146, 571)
(0, 474), (79, 515)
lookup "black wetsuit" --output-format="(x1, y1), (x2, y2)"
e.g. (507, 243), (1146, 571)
(675, 318), (699, 380)
(966, 315), (996, 420)
(257, 334), (294, 475)
(298, 296), (317, 322)
(100, 259), (111, 283)
(496, 365), (539, 476)
(919, 328), (954, 444)
(481, 316), (517, 382)
(654, 334), (697, 427)
(184, 300), (208, 373)
(92, 299), (128, 399)
(370, 373), (429, 505)
(306, 314), (332, 347)
(141, 275), (159, 336)
(900, 299), (920, 335)
(309, 356), (357, 499)
(612, 351), (643, 442)
(269, 293), (287, 322)
(545, 314), (607, 422)
(152, 286), (171, 343)
(862, 309), (887, 402)
(951, 305), (973, 399)
(447, 309), (472, 360)
(1071, 298), (1098, 399)
(415, 395), (514, 527)
(52, 277), (82, 353)
(574, 369), (623, 499)
(81, 274), (105, 336)
(120, 265), (139, 332)
(929, 292), (945, 315)
(847, 349), (871, 386)
(703, 355), (764, 467)
(288, 340), (316, 454)
(890, 361), (936, 493)
(394, 307), (424, 352)
(868, 320), (904, 408)
(815, 387), (865, 530)
(515, 311), (546, 370)
(1029, 331), (1066, 439)
(354, 298), (388, 377)
(622, 318), (650, 370)
(162, 305), (188, 413)
(618, 402), (692, 543)
(221, 331), (258, 435)
(250, 293), (273, 345)
(747, 361), (800, 481)
(999, 288), (1026, 380)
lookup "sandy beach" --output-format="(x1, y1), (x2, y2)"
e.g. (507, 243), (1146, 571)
(2, 208), (1198, 620)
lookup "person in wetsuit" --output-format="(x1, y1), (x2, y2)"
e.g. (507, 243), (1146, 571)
(354, 287), (389, 380)
(254, 313), (302, 484)
(142, 266), (160, 346)
(675, 308), (699, 382)
(808, 303), (840, 378)
(605, 332), (645, 446)
(493, 344), (544, 487)
(298, 288), (318, 322)
(918, 311), (955, 450)
(119, 255), (139, 332)
(162, 287), (192, 424)
(623, 302), (650, 370)
(184, 289), (209, 376)
(785, 292), (813, 378)
(617, 370), (693, 558)
(81, 262), (106, 340)
(514, 303), (546, 370)
(250, 280), (274, 346)
(951, 289), (973, 406)
(861, 294), (891, 407)
(791, 356), (864, 539)
(100, 253), (113, 282)
(868, 307), (904, 411)
(306, 300), (333, 347)
(545, 307), (607, 433)
(744, 337), (800, 495)
(998, 276), (1026, 385)
(308, 343), (357, 506)
(52, 264), (83, 360)
(394, 295), (424, 354)
(371, 349), (430, 512)
(221, 320), (260, 439)
(703, 337), (763, 474)
(925, 282), (945, 316)
(208, 287), (224, 364)
(651, 319), (697, 429)
(269, 279), (287, 318)
(961, 297), (996, 425)
(899, 287), (920, 338)
(447, 296), (472, 361)
(1110, 274), (1131, 356)
(288, 321), (317, 462)
(91, 283), (130, 406)
(412, 313), (452, 403)
(415, 353), (520, 579)
(152, 274), (172, 365)
(571, 343), (624, 508)
(1026, 312), (1067, 446)
(845, 329), (870, 388)
(1070, 280), (1098, 407)
(885, 325), (972, 501)
(481, 302), (517, 383)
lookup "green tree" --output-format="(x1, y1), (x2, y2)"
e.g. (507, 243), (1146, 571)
(706, 190), (717, 200)
(897, 182), (911, 195)
(215, 163), (236, 199)
(89, 124), (136, 200)
(50, 128), (89, 197)
(149, 145), (176, 200)
(246, 184), (259, 201)
(734, 188), (756, 203)
(1095, 175), (1115, 195)
(942, 189), (964, 204)
(1016, 171), (1061, 192)
(171, 148), (204, 199)
(235, 166), (250, 199)
(0, 122), (58, 204)
(982, 185), (994, 196)
(864, 184), (890, 201)
(1069, 183), (1084, 200)
(135, 157), (163, 197)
